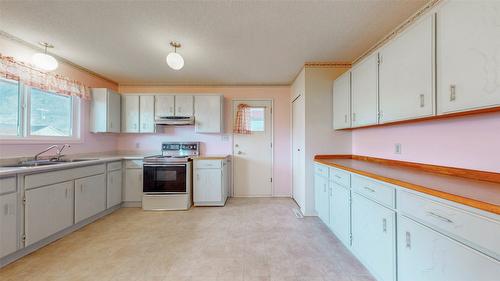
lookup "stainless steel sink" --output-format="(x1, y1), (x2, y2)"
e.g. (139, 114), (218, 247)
(0, 158), (98, 168)
(55, 158), (98, 163)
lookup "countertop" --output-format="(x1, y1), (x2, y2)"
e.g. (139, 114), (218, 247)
(315, 157), (500, 215)
(193, 154), (231, 160)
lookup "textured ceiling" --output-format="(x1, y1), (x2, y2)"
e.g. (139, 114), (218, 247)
(0, 0), (427, 85)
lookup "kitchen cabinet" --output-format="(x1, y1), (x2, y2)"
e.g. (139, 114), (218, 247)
(106, 162), (122, 209)
(139, 95), (155, 133)
(75, 174), (106, 223)
(194, 95), (224, 133)
(122, 95), (140, 133)
(193, 159), (228, 206)
(175, 95), (194, 116)
(329, 182), (351, 247)
(25, 181), (74, 246)
(0, 177), (17, 258)
(123, 160), (143, 204)
(155, 95), (175, 117)
(351, 53), (379, 127)
(398, 215), (500, 281)
(90, 88), (121, 133)
(351, 193), (396, 281)
(332, 71), (351, 130)
(437, 0), (500, 114)
(379, 14), (434, 123)
(314, 164), (329, 226)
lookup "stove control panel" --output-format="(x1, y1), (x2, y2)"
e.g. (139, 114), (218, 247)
(161, 142), (200, 156)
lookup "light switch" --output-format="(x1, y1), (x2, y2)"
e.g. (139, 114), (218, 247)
(394, 143), (402, 154)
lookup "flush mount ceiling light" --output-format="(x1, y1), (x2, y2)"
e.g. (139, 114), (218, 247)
(32, 42), (59, 71)
(166, 41), (184, 70)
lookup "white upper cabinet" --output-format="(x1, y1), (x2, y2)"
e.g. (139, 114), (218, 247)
(333, 71), (351, 129)
(90, 88), (121, 133)
(437, 0), (500, 114)
(175, 95), (194, 116)
(139, 95), (155, 133)
(379, 14), (435, 123)
(155, 95), (175, 117)
(122, 95), (140, 133)
(194, 95), (224, 133)
(351, 53), (379, 127)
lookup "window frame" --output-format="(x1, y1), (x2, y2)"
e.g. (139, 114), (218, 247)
(0, 78), (81, 143)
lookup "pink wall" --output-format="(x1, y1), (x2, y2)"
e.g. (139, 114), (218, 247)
(0, 36), (119, 158)
(353, 111), (500, 173)
(118, 85), (292, 196)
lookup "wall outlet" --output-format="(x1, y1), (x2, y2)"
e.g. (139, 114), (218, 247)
(394, 143), (402, 154)
(135, 142), (140, 149)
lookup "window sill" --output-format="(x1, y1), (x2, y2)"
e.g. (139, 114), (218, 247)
(0, 137), (82, 145)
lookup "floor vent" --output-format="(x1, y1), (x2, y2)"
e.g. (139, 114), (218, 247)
(293, 208), (304, 219)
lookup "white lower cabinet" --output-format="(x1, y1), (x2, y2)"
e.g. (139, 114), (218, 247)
(351, 193), (396, 281)
(25, 181), (74, 246)
(75, 174), (106, 223)
(314, 168), (330, 226)
(329, 182), (351, 247)
(124, 162), (143, 203)
(0, 191), (18, 258)
(398, 215), (500, 281)
(107, 169), (122, 208)
(193, 159), (228, 206)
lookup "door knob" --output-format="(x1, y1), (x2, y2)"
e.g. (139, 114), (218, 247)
(237, 151), (243, 155)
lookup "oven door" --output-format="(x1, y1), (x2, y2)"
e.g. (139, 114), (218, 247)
(143, 164), (187, 193)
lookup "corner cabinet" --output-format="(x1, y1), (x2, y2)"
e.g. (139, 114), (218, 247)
(90, 88), (121, 133)
(351, 53), (379, 127)
(194, 95), (224, 133)
(333, 71), (351, 130)
(437, 0), (500, 114)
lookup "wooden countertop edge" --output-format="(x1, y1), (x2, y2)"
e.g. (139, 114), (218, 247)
(314, 157), (500, 215)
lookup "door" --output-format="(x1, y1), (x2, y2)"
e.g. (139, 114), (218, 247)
(292, 95), (305, 210)
(175, 95), (194, 116)
(124, 168), (143, 202)
(107, 90), (121, 133)
(379, 14), (434, 123)
(437, 1), (500, 114)
(25, 181), (74, 246)
(314, 172), (329, 226)
(330, 182), (351, 247)
(107, 170), (122, 208)
(155, 95), (175, 117)
(0, 192), (17, 257)
(333, 71), (351, 129)
(122, 95), (139, 133)
(398, 215), (500, 281)
(232, 100), (273, 197)
(75, 174), (106, 223)
(351, 53), (379, 127)
(139, 95), (155, 133)
(352, 193), (396, 281)
(194, 168), (222, 202)
(194, 95), (223, 133)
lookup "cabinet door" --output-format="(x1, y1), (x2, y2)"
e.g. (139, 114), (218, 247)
(314, 174), (329, 226)
(139, 95), (155, 133)
(437, 1), (500, 114)
(107, 169), (122, 208)
(122, 95), (140, 132)
(175, 95), (194, 116)
(330, 182), (351, 247)
(107, 90), (121, 133)
(194, 168), (222, 203)
(155, 95), (175, 117)
(398, 215), (500, 281)
(194, 95), (223, 133)
(352, 193), (396, 281)
(124, 169), (143, 202)
(25, 181), (74, 246)
(333, 71), (351, 129)
(75, 174), (106, 223)
(379, 15), (434, 123)
(351, 54), (379, 127)
(0, 192), (17, 257)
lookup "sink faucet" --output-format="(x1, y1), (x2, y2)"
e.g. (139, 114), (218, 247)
(34, 145), (59, 160)
(57, 144), (71, 160)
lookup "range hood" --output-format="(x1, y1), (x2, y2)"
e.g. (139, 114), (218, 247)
(155, 116), (195, 126)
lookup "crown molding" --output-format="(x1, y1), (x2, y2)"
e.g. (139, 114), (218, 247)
(304, 62), (351, 68)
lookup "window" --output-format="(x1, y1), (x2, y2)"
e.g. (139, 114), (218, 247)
(248, 107), (265, 132)
(0, 78), (80, 140)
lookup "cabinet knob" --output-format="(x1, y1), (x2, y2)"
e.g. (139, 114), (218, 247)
(420, 94), (425, 108)
(382, 218), (387, 233)
(405, 231), (411, 249)
(450, 85), (456, 101)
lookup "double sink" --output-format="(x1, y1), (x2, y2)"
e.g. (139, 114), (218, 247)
(1, 158), (98, 168)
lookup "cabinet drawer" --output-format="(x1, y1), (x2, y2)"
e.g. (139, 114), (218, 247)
(0, 177), (16, 194)
(314, 164), (329, 178)
(195, 160), (222, 169)
(352, 174), (395, 208)
(125, 160), (143, 169)
(398, 190), (500, 260)
(107, 161), (122, 171)
(25, 164), (105, 190)
(329, 168), (350, 187)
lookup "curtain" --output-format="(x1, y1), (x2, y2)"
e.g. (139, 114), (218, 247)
(233, 103), (251, 134)
(0, 54), (91, 100)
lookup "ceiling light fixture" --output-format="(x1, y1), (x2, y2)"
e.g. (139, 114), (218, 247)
(32, 42), (59, 71)
(166, 41), (184, 70)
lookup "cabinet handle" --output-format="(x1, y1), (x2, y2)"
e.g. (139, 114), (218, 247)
(420, 94), (425, 108)
(363, 186), (376, 193)
(133, 123), (137, 129)
(196, 174), (200, 181)
(329, 187), (332, 197)
(323, 183), (327, 193)
(334, 175), (342, 179)
(450, 85), (456, 101)
(405, 231), (411, 249)
(382, 218), (387, 233)
(110, 122), (113, 129)
(426, 211), (453, 224)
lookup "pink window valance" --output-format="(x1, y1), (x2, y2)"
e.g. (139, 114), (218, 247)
(233, 103), (251, 134)
(0, 54), (91, 100)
